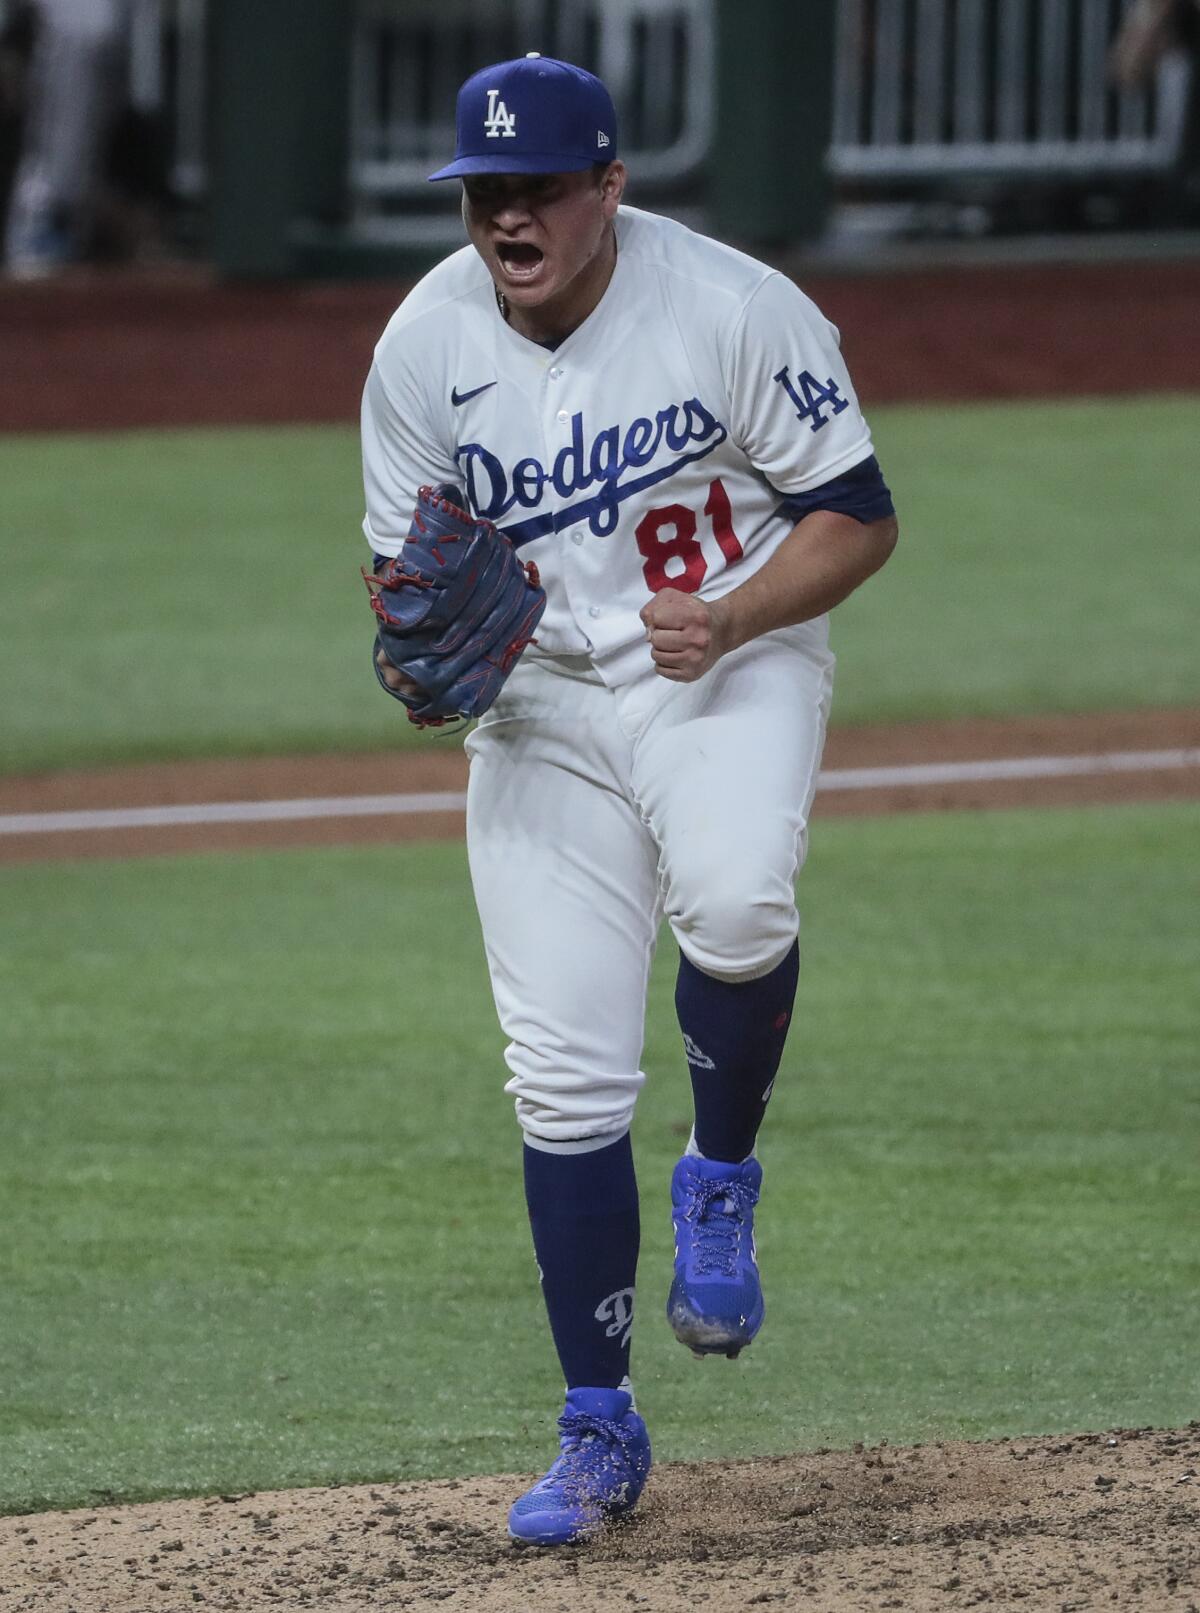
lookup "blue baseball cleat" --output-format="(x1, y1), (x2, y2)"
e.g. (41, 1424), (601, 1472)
(667, 1154), (764, 1358)
(507, 1386), (652, 1546)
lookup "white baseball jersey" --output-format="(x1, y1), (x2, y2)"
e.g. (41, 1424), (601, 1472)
(362, 203), (876, 688)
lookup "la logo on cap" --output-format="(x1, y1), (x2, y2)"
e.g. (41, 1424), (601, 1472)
(484, 87), (516, 138)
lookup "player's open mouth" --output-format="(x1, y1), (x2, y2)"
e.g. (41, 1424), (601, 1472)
(496, 241), (545, 282)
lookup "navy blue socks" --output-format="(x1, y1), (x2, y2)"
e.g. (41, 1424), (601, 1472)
(520, 943), (799, 1385)
(675, 940), (800, 1163)
(522, 1132), (640, 1389)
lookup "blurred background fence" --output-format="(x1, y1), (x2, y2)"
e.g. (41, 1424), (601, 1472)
(0, 0), (1196, 278)
(832, 0), (1189, 182)
(349, 0), (715, 195)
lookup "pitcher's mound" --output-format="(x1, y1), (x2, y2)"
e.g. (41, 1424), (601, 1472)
(2, 1426), (1196, 1611)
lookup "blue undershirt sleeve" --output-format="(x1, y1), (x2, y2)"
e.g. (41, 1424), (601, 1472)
(772, 453), (895, 526)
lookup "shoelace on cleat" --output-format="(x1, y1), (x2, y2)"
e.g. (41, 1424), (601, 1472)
(556, 1410), (637, 1455)
(685, 1177), (759, 1276)
(519, 1412), (640, 1510)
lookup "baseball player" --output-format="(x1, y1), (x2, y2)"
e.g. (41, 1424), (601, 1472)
(361, 54), (898, 1546)
(3, 0), (130, 276)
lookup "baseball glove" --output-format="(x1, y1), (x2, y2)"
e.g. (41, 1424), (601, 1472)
(363, 483), (547, 728)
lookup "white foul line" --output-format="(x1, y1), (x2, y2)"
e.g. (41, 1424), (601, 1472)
(0, 792), (470, 836)
(816, 748), (1200, 791)
(0, 749), (1197, 837)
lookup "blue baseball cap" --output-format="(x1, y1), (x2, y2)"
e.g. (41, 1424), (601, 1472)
(428, 53), (618, 181)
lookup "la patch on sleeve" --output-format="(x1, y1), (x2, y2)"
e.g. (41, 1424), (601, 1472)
(772, 365), (850, 434)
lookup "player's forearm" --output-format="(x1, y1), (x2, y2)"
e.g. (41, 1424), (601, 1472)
(712, 509), (898, 654)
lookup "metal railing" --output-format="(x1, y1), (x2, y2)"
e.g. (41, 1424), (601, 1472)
(829, 0), (1190, 182)
(0, 0), (207, 199)
(23, 0), (1189, 228)
(348, 0), (715, 208)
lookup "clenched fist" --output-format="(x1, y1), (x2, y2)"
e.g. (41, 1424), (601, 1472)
(640, 589), (735, 682)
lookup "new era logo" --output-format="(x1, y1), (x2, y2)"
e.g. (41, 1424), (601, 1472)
(597, 130), (610, 148)
(484, 88), (517, 138)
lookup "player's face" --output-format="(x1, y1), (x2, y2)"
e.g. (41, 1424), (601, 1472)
(462, 163), (626, 337)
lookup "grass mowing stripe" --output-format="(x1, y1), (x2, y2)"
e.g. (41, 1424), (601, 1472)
(2, 395), (1199, 774)
(0, 802), (1197, 1512)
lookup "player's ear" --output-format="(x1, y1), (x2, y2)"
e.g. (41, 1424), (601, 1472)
(599, 160), (627, 217)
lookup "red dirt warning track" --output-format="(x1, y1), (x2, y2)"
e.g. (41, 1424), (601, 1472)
(2, 255), (1200, 433)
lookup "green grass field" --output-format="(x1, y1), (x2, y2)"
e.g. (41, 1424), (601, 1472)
(2, 803), (1196, 1515)
(2, 390), (1197, 1520)
(2, 393), (1198, 774)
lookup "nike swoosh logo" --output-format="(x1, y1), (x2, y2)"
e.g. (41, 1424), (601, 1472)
(451, 381), (497, 406)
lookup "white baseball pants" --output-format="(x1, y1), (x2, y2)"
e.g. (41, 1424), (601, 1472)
(465, 624), (834, 1148)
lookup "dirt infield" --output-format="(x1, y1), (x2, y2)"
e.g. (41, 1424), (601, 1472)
(2, 707), (1196, 865)
(2, 1425), (1196, 1612)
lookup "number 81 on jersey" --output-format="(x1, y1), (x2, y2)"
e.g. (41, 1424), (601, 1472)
(636, 476), (743, 593)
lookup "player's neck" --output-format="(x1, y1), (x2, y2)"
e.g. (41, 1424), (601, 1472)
(499, 227), (617, 347)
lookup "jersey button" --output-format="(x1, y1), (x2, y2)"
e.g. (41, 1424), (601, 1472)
(549, 367), (562, 379)
(571, 530), (584, 546)
(556, 410), (569, 423)
(588, 605), (601, 618)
